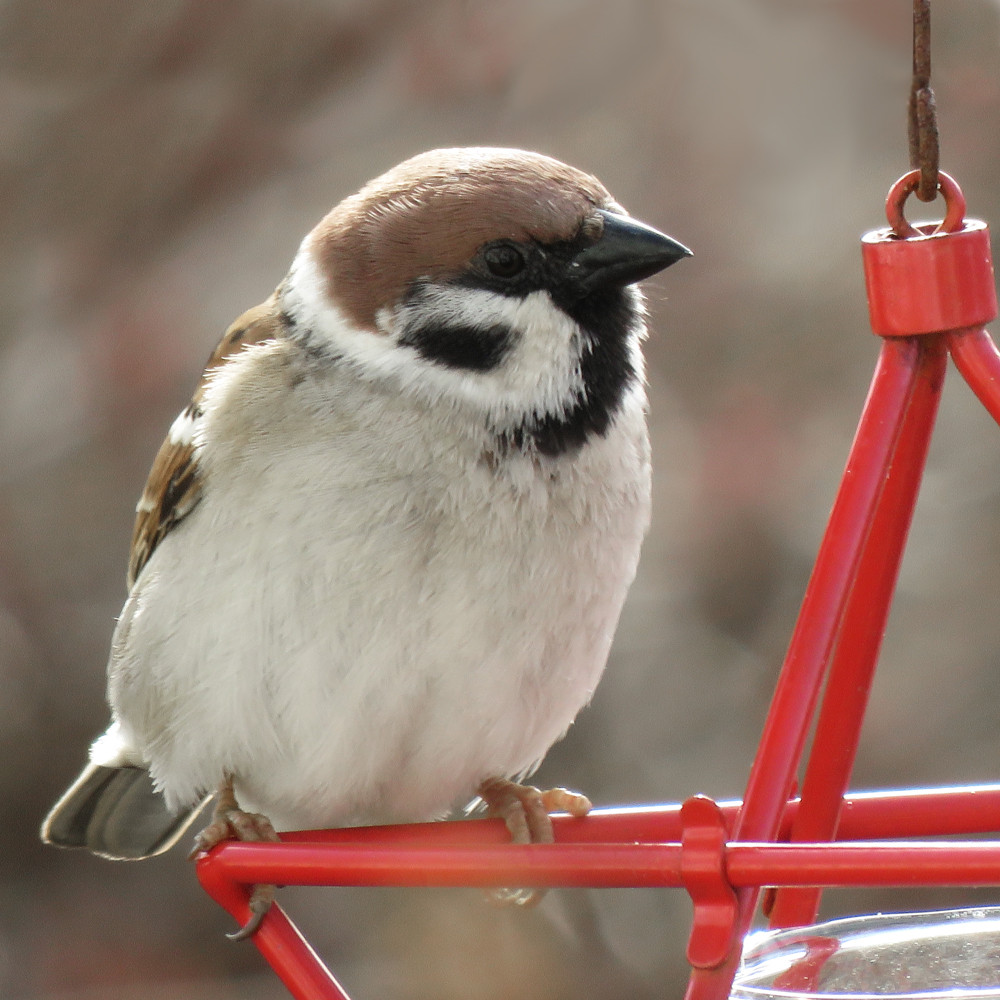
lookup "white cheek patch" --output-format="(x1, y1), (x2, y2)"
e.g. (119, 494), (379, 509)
(386, 285), (590, 424)
(283, 243), (398, 365)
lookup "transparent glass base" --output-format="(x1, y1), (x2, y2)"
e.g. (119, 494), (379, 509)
(732, 908), (1000, 999)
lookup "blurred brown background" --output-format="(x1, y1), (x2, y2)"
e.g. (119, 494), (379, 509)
(5, 1), (1000, 997)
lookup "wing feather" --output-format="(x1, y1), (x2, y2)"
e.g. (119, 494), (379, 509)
(127, 294), (288, 588)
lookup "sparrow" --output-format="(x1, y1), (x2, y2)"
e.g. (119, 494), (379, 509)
(40, 146), (690, 936)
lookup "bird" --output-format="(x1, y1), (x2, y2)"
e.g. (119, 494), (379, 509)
(40, 146), (690, 936)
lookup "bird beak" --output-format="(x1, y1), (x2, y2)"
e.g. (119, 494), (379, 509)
(570, 210), (692, 293)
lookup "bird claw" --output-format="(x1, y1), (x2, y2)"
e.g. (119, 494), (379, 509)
(477, 777), (592, 906)
(187, 817), (231, 860)
(189, 774), (281, 940)
(226, 883), (276, 941)
(537, 786), (593, 818)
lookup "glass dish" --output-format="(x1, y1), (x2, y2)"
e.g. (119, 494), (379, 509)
(732, 908), (1000, 999)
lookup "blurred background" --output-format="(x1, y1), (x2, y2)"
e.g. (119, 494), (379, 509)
(5, 1), (1000, 997)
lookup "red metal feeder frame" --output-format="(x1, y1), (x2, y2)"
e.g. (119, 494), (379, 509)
(196, 170), (1000, 1000)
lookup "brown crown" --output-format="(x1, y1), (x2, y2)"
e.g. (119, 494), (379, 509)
(308, 147), (617, 331)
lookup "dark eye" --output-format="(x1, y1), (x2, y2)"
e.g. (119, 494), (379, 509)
(483, 243), (525, 279)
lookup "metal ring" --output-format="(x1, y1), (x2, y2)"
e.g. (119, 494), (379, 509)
(886, 169), (966, 238)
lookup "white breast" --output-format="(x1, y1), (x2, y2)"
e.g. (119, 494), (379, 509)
(103, 338), (650, 830)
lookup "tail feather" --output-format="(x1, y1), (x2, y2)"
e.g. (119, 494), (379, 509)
(41, 762), (208, 860)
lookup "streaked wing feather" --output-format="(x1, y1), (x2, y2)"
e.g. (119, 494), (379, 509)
(127, 294), (287, 588)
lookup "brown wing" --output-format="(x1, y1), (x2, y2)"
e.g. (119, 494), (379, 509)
(127, 293), (288, 588)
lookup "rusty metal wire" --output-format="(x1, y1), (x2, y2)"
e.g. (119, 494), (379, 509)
(908, 0), (939, 202)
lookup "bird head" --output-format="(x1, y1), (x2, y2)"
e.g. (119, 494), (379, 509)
(281, 147), (690, 456)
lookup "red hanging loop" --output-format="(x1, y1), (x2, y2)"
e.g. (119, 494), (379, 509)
(861, 170), (997, 337)
(885, 169), (964, 237)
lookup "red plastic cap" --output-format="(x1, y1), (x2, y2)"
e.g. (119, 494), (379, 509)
(862, 170), (998, 337)
(862, 220), (997, 336)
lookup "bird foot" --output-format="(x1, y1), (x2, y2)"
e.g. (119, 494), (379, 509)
(189, 773), (280, 941)
(477, 777), (591, 907)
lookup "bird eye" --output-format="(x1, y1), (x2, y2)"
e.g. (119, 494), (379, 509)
(483, 243), (525, 279)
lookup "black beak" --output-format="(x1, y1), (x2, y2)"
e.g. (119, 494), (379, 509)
(570, 210), (692, 293)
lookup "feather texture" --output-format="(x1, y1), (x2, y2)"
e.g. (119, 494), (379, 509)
(40, 762), (207, 859)
(128, 297), (288, 586)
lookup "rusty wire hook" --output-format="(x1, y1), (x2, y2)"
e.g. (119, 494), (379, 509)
(908, 0), (939, 202)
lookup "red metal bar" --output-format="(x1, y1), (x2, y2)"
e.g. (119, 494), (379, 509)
(198, 847), (353, 1000)
(200, 840), (685, 890)
(680, 336), (929, 1000)
(196, 784), (1000, 1000)
(199, 837), (1000, 893)
(949, 325), (1000, 425)
(769, 335), (948, 927)
(835, 783), (1000, 839)
(728, 841), (1000, 888)
(731, 337), (925, 853)
(198, 826), (1000, 1000)
(271, 782), (1000, 847)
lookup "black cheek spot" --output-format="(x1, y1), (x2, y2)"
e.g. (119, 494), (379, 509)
(398, 322), (513, 372)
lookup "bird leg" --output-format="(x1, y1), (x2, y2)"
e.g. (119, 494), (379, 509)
(189, 772), (280, 941)
(477, 776), (592, 906)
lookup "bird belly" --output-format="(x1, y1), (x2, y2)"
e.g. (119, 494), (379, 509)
(107, 401), (649, 830)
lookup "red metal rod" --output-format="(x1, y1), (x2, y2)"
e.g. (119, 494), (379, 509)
(685, 337), (928, 1000)
(728, 841), (1000, 888)
(271, 783), (1000, 847)
(198, 848), (353, 1000)
(836, 783), (1000, 839)
(197, 830), (1000, 1000)
(197, 785), (1000, 1000)
(200, 841), (686, 889)
(197, 785), (1000, 905)
(770, 336), (948, 927)
(948, 325), (1000, 425)
(679, 337), (924, 1000)
(199, 837), (1000, 892)
(732, 338), (924, 850)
